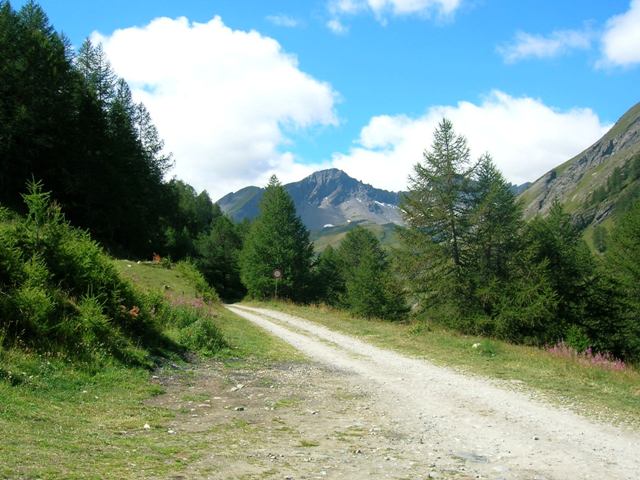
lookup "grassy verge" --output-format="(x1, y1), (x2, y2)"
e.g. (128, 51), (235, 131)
(249, 300), (640, 427)
(0, 351), (182, 479)
(0, 262), (299, 479)
(114, 260), (302, 363)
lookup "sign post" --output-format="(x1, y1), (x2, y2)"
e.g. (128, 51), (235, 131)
(272, 269), (282, 300)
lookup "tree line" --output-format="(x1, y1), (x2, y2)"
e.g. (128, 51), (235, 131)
(239, 121), (640, 363)
(0, 1), (246, 300)
(395, 119), (639, 361)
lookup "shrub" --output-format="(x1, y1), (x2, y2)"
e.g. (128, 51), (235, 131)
(0, 182), (179, 365)
(1, 182), (230, 366)
(11, 285), (55, 337)
(178, 317), (226, 356)
(564, 325), (591, 353)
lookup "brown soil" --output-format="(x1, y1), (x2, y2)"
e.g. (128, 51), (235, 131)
(149, 359), (474, 479)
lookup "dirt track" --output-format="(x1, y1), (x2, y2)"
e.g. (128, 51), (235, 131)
(226, 304), (640, 480)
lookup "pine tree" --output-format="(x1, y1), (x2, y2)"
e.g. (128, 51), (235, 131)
(134, 102), (173, 176)
(604, 201), (640, 360)
(465, 155), (523, 319)
(240, 176), (313, 301)
(468, 155), (522, 278)
(519, 202), (597, 343)
(401, 118), (476, 269)
(0, 1), (78, 209)
(75, 40), (117, 106)
(592, 225), (608, 253)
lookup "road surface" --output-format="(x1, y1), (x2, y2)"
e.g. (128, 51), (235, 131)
(227, 304), (640, 480)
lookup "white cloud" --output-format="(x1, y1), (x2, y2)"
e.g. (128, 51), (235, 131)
(600, 0), (640, 67)
(498, 29), (592, 63)
(329, 91), (611, 191)
(266, 14), (300, 28)
(92, 16), (337, 200)
(326, 0), (462, 33)
(326, 18), (349, 34)
(330, 0), (461, 17)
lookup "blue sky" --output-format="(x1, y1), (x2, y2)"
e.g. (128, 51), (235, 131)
(14, 0), (640, 199)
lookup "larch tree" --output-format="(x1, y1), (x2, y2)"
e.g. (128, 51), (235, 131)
(397, 118), (476, 314)
(465, 155), (524, 318)
(401, 118), (476, 270)
(603, 201), (640, 359)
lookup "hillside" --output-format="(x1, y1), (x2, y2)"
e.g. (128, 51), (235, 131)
(310, 221), (399, 251)
(520, 102), (640, 245)
(217, 169), (403, 231)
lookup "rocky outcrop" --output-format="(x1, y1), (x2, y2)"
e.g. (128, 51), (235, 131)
(520, 102), (640, 226)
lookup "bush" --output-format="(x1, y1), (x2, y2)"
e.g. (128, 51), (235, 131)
(0, 182), (232, 367)
(178, 317), (227, 356)
(564, 325), (591, 353)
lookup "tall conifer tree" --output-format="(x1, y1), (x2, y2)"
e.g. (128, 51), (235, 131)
(397, 119), (476, 314)
(240, 176), (313, 300)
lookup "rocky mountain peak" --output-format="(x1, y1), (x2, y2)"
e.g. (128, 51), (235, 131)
(217, 169), (403, 231)
(306, 168), (347, 184)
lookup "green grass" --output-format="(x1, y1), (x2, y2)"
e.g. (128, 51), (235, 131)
(114, 260), (199, 298)
(298, 439), (320, 448)
(0, 260), (300, 479)
(116, 260), (301, 363)
(311, 222), (400, 252)
(0, 349), (195, 479)
(273, 396), (301, 410)
(250, 301), (640, 427)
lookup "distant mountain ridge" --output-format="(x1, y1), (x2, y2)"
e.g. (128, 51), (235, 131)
(519, 102), (640, 240)
(217, 168), (403, 231)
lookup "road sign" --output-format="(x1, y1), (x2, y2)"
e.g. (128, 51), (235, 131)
(273, 269), (282, 299)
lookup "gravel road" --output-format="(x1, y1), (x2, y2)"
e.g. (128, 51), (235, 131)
(227, 304), (640, 480)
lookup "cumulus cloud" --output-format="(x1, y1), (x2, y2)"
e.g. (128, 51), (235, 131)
(600, 0), (640, 67)
(498, 29), (593, 63)
(330, 91), (611, 191)
(266, 14), (300, 28)
(326, 0), (462, 33)
(92, 16), (337, 200)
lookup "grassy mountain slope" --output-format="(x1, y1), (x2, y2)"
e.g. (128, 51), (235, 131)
(310, 221), (400, 252)
(520, 102), (640, 248)
(216, 186), (262, 220)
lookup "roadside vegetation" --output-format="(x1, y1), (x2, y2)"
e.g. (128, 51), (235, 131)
(0, 185), (298, 478)
(2, 0), (638, 366)
(251, 300), (640, 427)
